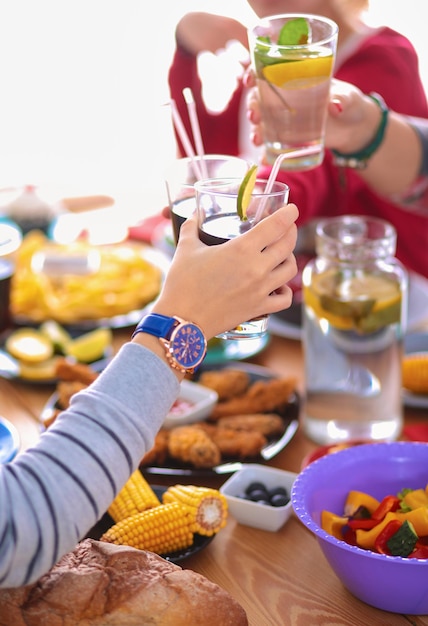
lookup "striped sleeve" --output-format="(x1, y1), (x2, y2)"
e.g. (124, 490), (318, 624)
(0, 342), (179, 587)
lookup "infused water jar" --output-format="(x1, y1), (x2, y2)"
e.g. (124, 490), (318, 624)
(301, 215), (407, 445)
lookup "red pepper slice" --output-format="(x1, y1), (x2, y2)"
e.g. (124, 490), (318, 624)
(408, 542), (428, 559)
(374, 519), (402, 555)
(347, 518), (378, 530)
(371, 495), (400, 522)
(342, 525), (357, 546)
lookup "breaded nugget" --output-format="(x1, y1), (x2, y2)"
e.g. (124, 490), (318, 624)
(198, 369), (250, 401)
(208, 428), (267, 459)
(140, 429), (170, 466)
(210, 377), (297, 419)
(55, 357), (99, 386)
(168, 425), (221, 469)
(57, 380), (89, 410)
(216, 413), (285, 438)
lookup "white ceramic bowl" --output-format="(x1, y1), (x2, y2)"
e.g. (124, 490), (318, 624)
(163, 380), (218, 429)
(220, 463), (297, 531)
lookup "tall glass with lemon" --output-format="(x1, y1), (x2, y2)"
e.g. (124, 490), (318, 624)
(301, 216), (408, 445)
(195, 169), (289, 339)
(248, 14), (338, 170)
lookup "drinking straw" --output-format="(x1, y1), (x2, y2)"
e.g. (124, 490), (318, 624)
(169, 99), (203, 180)
(253, 146), (321, 224)
(182, 88), (208, 179)
(264, 146), (321, 194)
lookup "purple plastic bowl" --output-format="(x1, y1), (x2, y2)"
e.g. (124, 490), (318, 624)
(291, 441), (428, 614)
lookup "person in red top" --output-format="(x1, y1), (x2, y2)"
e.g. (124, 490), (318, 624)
(168, 1), (428, 278)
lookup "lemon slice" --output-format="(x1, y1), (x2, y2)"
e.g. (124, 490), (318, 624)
(237, 165), (258, 221)
(19, 356), (60, 381)
(5, 328), (54, 363)
(40, 320), (72, 353)
(262, 55), (333, 88)
(305, 269), (402, 333)
(65, 327), (112, 363)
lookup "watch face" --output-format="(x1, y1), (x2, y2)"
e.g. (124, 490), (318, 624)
(170, 323), (207, 369)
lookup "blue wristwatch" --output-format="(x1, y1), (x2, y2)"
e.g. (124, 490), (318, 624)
(132, 313), (207, 374)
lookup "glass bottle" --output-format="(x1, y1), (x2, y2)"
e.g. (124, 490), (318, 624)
(301, 215), (407, 445)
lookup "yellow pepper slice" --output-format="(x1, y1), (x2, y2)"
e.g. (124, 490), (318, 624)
(396, 507), (428, 537)
(356, 511), (399, 550)
(344, 490), (380, 517)
(403, 489), (428, 510)
(321, 510), (349, 540)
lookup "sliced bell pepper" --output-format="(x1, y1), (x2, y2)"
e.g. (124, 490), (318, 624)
(342, 525), (357, 546)
(321, 510), (349, 540)
(344, 490), (380, 517)
(408, 542), (428, 559)
(396, 506), (428, 536)
(348, 517), (378, 531)
(356, 511), (399, 550)
(402, 488), (428, 510)
(371, 495), (400, 521)
(374, 519), (402, 555)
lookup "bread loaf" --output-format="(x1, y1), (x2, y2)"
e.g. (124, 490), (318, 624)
(0, 539), (248, 626)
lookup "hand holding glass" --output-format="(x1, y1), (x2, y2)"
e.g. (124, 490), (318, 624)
(195, 178), (289, 340)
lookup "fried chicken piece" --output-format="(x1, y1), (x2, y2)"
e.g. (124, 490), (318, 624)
(168, 425), (221, 469)
(216, 413), (285, 438)
(140, 429), (170, 466)
(55, 357), (99, 386)
(208, 427), (267, 459)
(210, 377), (297, 420)
(57, 380), (89, 410)
(198, 369), (250, 401)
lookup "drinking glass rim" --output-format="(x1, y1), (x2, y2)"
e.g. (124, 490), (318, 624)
(194, 178), (289, 198)
(249, 13), (339, 48)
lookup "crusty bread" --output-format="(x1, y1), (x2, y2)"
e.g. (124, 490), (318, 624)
(0, 539), (248, 626)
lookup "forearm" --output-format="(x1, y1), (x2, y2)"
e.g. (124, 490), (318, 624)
(328, 90), (423, 196)
(360, 112), (422, 196)
(0, 344), (178, 587)
(175, 12), (248, 56)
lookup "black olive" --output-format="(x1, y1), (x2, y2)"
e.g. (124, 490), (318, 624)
(248, 488), (269, 502)
(245, 481), (266, 495)
(270, 493), (290, 507)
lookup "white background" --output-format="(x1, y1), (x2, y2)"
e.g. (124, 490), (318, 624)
(0, 1), (427, 221)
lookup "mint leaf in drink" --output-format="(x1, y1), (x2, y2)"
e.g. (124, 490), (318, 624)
(278, 17), (310, 45)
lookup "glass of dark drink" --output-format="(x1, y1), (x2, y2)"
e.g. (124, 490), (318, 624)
(195, 177), (289, 340)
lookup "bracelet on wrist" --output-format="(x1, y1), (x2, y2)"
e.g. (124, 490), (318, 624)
(332, 93), (389, 170)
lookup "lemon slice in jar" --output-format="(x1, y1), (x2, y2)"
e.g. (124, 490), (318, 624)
(237, 165), (258, 221)
(305, 269), (401, 333)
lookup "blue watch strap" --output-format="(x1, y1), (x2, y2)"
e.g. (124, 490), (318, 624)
(132, 314), (177, 340)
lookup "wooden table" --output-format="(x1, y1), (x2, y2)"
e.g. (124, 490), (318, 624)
(2, 329), (428, 626)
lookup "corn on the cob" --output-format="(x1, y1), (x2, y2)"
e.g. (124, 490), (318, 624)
(163, 485), (228, 536)
(108, 470), (161, 522)
(101, 502), (193, 554)
(402, 353), (428, 394)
